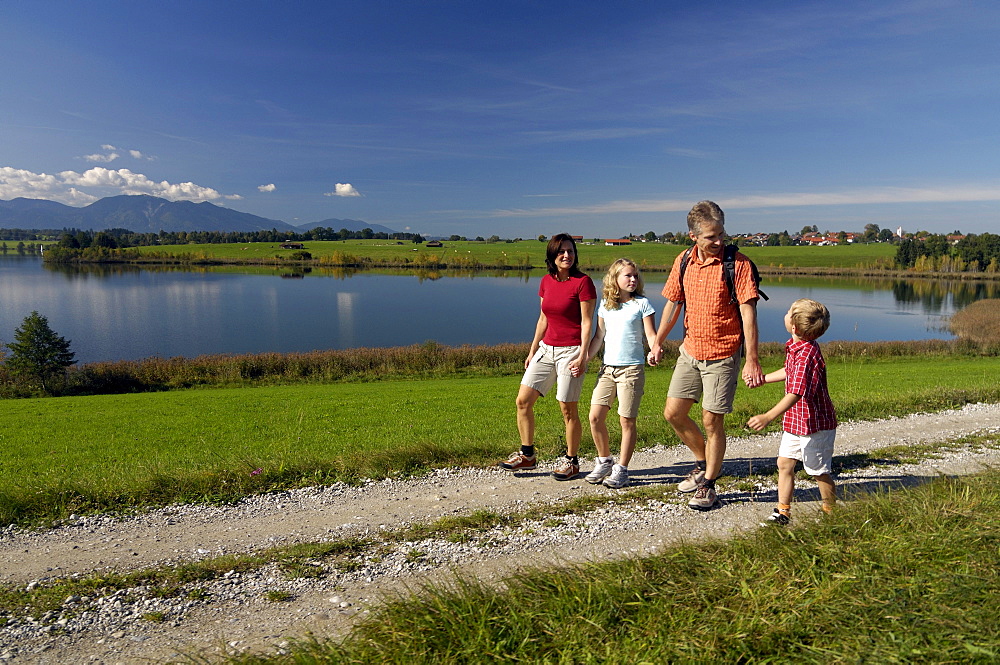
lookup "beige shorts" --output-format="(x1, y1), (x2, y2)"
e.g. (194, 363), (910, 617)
(667, 345), (740, 415)
(590, 364), (645, 419)
(778, 429), (837, 476)
(520, 342), (585, 403)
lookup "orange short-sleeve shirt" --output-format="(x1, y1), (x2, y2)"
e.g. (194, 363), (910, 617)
(661, 248), (759, 360)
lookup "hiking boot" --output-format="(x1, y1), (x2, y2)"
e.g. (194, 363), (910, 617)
(552, 457), (580, 481)
(677, 466), (706, 493)
(584, 458), (614, 484)
(499, 452), (536, 471)
(761, 508), (790, 526)
(688, 483), (720, 511)
(602, 464), (630, 489)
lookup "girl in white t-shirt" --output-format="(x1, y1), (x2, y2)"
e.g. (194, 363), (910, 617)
(583, 258), (657, 488)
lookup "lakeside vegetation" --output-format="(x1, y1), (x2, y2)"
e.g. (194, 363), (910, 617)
(39, 236), (1000, 281)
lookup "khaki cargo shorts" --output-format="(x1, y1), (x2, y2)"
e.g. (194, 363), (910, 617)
(667, 345), (740, 414)
(590, 364), (645, 419)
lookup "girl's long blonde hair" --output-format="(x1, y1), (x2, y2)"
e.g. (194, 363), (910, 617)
(602, 258), (644, 310)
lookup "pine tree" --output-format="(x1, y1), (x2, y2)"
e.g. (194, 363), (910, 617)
(4, 311), (76, 393)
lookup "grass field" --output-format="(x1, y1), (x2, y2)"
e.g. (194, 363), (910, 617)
(235, 470), (1000, 664)
(128, 239), (898, 271)
(1, 349), (998, 526)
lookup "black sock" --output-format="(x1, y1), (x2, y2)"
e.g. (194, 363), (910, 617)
(568, 455), (579, 464)
(702, 478), (716, 489)
(521, 445), (535, 458)
(695, 460), (706, 471)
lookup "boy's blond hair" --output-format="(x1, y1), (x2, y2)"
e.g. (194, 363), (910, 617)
(687, 200), (725, 235)
(601, 257), (644, 310)
(789, 298), (831, 341)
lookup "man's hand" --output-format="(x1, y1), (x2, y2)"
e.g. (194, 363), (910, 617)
(742, 360), (764, 388)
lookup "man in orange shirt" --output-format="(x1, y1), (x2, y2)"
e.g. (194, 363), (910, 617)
(648, 201), (763, 510)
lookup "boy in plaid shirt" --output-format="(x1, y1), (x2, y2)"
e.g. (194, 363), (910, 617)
(747, 298), (837, 525)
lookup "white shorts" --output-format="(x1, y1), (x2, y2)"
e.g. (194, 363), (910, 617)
(520, 342), (585, 403)
(778, 429), (837, 476)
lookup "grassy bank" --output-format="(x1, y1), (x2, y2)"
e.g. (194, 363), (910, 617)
(233, 470), (1000, 664)
(96, 240), (899, 272)
(1, 345), (998, 526)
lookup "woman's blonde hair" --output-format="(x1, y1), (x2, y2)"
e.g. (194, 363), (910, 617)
(602, 258), (644, 310)
(789, 298), (831, 341)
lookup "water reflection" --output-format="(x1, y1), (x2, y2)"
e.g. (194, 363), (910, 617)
(4, 256), (998, 363)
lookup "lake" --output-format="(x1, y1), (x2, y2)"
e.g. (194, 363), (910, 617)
(1, 255), (994, 365)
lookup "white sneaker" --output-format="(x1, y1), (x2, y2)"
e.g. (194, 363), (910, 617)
(584, 457), (614, 484)
(677, 466), (706, 493)
(603, 464), (630, 489)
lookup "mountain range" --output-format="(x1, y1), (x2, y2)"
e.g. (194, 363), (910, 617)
(0, 195), (396, 235)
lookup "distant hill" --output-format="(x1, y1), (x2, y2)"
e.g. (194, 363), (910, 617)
(295, 218), (397, 235)
(0, 196), (390, 234)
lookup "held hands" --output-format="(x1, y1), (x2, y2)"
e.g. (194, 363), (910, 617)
(742, 362), (765, 388)
(647, 346), (663, 367)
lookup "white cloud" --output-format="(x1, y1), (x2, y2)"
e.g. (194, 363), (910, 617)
(129, 149), (153, 160)
(101, 144), (116, 151)
(84, 151), (119, 163)
(258, 183), (277, 192)
(0, 165), (238, 205)
(324, 183), (361, 197)
(489, 184), (1000, 217)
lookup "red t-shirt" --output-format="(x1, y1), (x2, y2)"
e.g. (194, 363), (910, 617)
(538, 273), (597, 347)
(782, 339), (838, 436)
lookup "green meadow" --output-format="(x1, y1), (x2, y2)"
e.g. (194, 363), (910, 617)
(2, 346), (998, 526)
(129, 239), (898, 271)
(231, 471), (1000, 664)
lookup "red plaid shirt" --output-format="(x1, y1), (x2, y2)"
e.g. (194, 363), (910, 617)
(782, 338), (837, 436)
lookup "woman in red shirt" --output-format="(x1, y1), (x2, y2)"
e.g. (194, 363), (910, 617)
(499, 233), (596, 481)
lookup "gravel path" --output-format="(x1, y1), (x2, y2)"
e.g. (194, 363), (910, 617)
(2, 403), (1000, 664)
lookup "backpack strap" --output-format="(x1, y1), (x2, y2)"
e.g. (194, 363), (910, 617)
(722, 244), (769, 303)
(677, 247), (693, 300)
(722, 244), (739, 305)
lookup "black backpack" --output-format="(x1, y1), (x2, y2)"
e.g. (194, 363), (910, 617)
(677, 243), (768, 304)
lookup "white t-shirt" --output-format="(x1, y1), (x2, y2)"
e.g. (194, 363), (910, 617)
(597, 296), (655, 366)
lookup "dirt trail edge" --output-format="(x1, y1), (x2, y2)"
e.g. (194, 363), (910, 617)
(2, 403), (1000, 664)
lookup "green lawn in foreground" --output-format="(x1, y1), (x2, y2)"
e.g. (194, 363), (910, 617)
(1, 352), (998, 525)
(132, 239), (897, 270)
(247, 471), (1000, 664)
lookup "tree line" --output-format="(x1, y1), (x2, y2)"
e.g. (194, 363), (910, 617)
(46, 226), (428, 249)
(895, 233), (1000, 272)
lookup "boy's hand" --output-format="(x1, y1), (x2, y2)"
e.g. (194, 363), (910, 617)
(746, 414), (772, 432)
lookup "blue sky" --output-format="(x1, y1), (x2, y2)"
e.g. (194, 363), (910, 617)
(3, 1), (1000, 238)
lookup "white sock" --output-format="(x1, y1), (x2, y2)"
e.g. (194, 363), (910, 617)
(598, 456), (613, 464)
